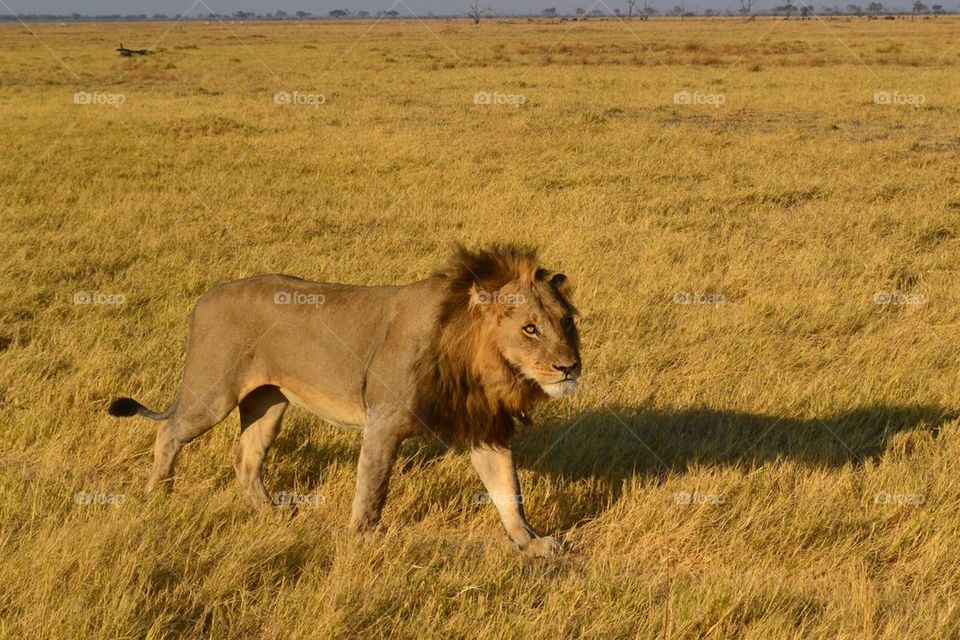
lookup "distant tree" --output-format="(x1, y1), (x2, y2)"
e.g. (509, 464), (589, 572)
(154, 13), (168, 19)
(739, 0), (757, 20)
(641, 0), (656, 18)
(866, 1), (883, 12)
(587, 8), (604, 15)
(357, 10), (370, 16)
(575, 6), (586, 14)
(704, 8), (716, 15)
(614, 7), (623, 15)
(384, 9), (400, 16)
(800, 5), (814, 16)
(627, 0), (638, 17)
(328, 9), (350, 17)
(466, 0), (492, 23)
(542, 7), (558, 16)
(912, 0), (928, 16)
(931, 3), (943, 12)
(295, 10), (311, 18)
(846, 3), (862, 13)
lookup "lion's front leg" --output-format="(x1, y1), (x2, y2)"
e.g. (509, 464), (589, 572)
(350, 425), (403, 533)
(470, 444), (561, 557)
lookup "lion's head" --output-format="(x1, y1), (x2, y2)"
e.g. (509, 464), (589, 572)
(412, 244), (581, 447)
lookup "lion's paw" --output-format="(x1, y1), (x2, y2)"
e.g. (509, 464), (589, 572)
(350, 518), (388, 538)
(522, 536), (562, 558)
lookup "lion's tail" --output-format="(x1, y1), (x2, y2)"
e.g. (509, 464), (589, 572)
(107, 397), (175, 421)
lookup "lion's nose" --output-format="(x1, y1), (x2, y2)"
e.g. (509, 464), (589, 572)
(553, 360), (580, 376)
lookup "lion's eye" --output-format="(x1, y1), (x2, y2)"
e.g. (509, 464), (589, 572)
(523, 324), (539, 336)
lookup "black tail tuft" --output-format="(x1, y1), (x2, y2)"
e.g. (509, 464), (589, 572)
(108, 397), (143, 417)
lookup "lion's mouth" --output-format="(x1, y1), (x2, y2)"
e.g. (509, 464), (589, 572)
(541, 377), (579, 398)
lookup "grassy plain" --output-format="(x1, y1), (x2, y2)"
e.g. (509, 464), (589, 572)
(2, 14), (960, 639)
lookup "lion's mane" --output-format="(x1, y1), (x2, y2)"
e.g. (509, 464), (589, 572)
(411, 244), (569, 447)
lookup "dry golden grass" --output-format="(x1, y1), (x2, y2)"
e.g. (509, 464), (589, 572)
(2, 15), (960, 639)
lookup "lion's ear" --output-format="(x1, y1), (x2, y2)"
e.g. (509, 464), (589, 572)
(468, 281), (521, 314)
(468, 282), (490, 308)
(550, 273), (573, 297)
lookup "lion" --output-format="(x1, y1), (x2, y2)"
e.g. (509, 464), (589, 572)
(108, 244), (581, 557)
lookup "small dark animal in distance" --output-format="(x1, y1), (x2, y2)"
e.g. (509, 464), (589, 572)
(117, 44), (150, 57)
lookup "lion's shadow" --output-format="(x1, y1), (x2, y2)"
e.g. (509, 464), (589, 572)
(269, 403), (953, 531)
(517, 404), (954, 480)
(511, 403), (953, 528)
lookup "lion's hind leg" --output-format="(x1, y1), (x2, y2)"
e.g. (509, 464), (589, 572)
(235, 385), (288, 509)
(146, 383), (239, 494)
(146, 421), (182, 494)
